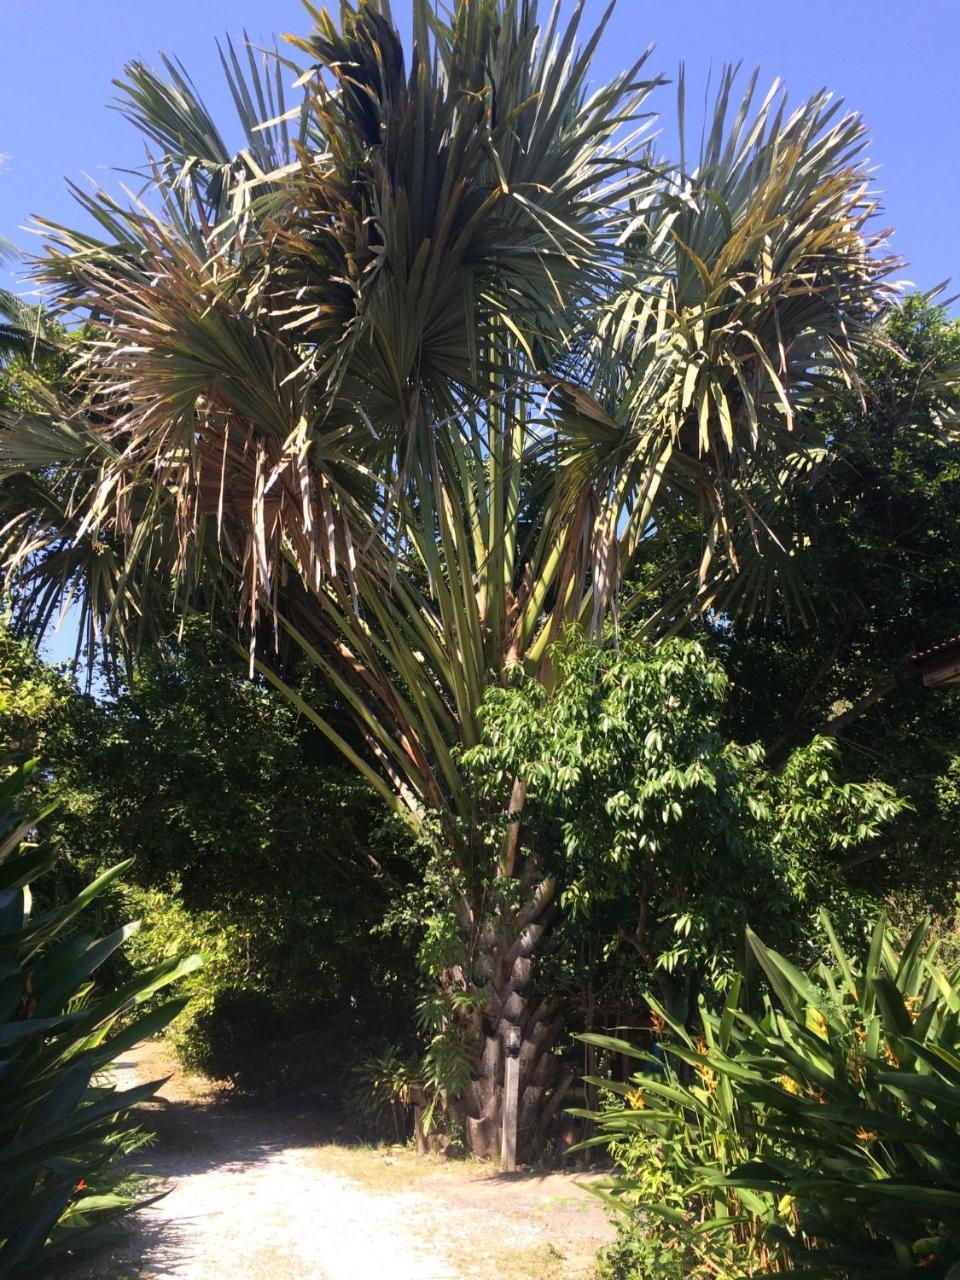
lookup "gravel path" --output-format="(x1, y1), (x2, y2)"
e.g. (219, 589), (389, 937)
(75, 1041), (611, 1280)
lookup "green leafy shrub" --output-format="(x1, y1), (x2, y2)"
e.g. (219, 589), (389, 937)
(583, 912), (960, 1278)
(122, 881), (417, 1100)
(346, 995), (482, 1145)
(0, 628), (420, 1104)
(466, 631), (901, 1024)
(179, 989), (286, 1094)
(580, 1019), (785, 1278)
(346, 1047), (421, 1143)
(0, 761), (200, 1277)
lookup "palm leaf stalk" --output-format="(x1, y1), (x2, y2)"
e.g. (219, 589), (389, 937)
(0, 1), (894, 1156)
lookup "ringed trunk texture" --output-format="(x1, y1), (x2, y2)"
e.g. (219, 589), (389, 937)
(458, 877), (574, 1162)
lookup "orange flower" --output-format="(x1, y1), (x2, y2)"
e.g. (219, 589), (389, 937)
(806, 1008), (828, 1040)
(74, 1179), (88, 1192)
(903, 995), (923, 1024)
(695, 1062), (718, 1093)
(855, 1128), (878, 1143)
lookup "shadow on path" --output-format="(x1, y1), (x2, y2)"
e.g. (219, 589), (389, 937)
(58, 1043), (612, 1280)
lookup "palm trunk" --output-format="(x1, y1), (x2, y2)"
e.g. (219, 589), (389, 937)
(455, 875), (574, 1162)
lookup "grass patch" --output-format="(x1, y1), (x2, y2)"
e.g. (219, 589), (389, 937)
(302, 1144), (606, 1278)
(304, 1143), (445, 1193)
(446, 1239), (596, 1280)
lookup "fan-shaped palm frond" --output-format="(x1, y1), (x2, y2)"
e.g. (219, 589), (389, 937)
(0, 4), (894, 828)
(550, 65), (895, 632)
(113, 33), (310, 243)
(0, 241), (53, 365)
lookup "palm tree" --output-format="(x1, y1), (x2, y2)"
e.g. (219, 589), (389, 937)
(0, 239), (51, 366)
(0, 1), (892, 1156)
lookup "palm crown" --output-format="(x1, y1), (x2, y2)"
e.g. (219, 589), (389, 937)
(0, 0), (892, 826)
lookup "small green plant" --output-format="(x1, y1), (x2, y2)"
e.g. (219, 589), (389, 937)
(347, 991), (481, 1146)
(579, 1018), (786, 1278)
(415, 986), (482, 1136)
(346, 1047), (421, 1143)
(581, 911), (960, 1278)
(0, 760), (200, 1277)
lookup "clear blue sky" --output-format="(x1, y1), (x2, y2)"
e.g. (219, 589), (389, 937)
(2, 1), (957, 302)
(1, 1), (956, 665)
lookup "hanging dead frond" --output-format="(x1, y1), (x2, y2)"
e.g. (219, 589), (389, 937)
(0, 10), (895, 820)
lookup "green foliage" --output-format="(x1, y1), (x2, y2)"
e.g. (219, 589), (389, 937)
(0, 0), (914, 1158)
(583, 913), (960, 1278)
(0, 241), (56, 375)
(466, 632), (901, 1013)
(0, 760), (200, 1277)
(179, 990), (288, 1095)
(693, 297), (960, 918)
(589, 1121), (769, 1280)
(346, 1047), (421, 1143)
(119, 887), (265, 1091)
(415, 986), (483, 1134)
(0, 625), (420, 1102)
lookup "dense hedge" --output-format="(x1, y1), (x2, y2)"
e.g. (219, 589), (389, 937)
(0, 628), (420, 1105)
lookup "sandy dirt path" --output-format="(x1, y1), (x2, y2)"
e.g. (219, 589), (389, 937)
(71, 1041), (612, 1280)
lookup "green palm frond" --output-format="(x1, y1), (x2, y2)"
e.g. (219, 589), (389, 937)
(552, 65), (896, 630)
(275, 0), (659, 477)
(114, 33), (310, 238)
(0, 241), (53, 365)
(0, 5), (895, 828)
(0, 291), (50, 364)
